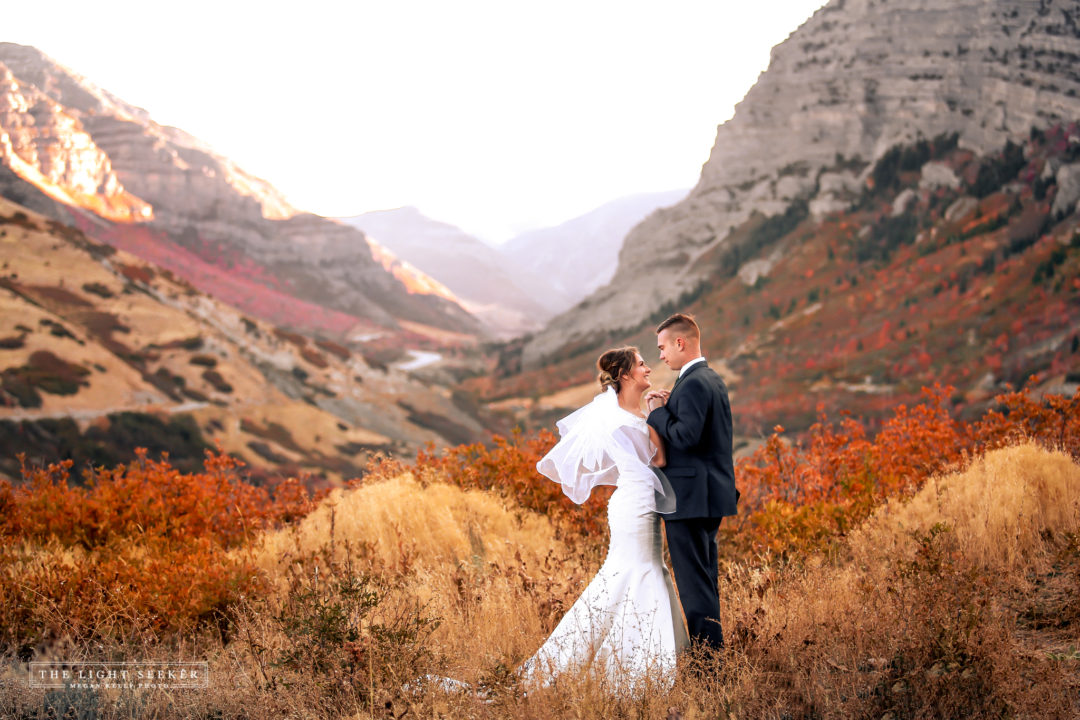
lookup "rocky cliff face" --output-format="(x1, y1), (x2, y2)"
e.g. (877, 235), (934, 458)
(0, 42), (294, 221)
(0, 60), (151, 222)
(0, 43), (478, 338)
(522, 0), (1080, 366)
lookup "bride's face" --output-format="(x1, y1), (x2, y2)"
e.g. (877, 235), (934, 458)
(622, 353), (651, 392)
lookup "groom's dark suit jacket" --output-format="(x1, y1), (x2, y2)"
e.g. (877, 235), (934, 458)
(646, 360), (738, 521)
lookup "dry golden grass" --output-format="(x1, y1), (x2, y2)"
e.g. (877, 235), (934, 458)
(248, 473), (591, 679)
(854, 441), (1080, 574)
(227, 442), (1080, 718)
(4, 442), (1078, 719)
(715, 442), (1080, 718)
(252, 472), (566, 577)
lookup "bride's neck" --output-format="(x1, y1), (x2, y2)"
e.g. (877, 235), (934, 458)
(617, 387), (644, 415)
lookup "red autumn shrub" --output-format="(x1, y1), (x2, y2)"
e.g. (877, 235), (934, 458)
(0, 449), (318, 646)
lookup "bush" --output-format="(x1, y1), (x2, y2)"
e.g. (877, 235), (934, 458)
(316, 338), (351, 360)
(731, 384), (1080, 559)
(301, 346), (329, 369)
(399, 428), (610, 539)
(81, 282), (114, 299)
(854, 213), (919, 262)
(1, 351), (90, 407)
(1, 382), (1078, 718)
(872, 145), (904, 192)
(749, 199), (809, 249)
(202, 369), (233, 393)
(231, 546), (443, 714)
(0, 450), (318, 646)
(971, 140), (1026, 198)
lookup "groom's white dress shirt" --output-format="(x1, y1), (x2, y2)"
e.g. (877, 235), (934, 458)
(678, 356), (706, 379)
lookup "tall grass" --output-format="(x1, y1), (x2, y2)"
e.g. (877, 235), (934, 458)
(2, 385), (1079, 718)
(854, 442), (1080, 573)
(717, 442), (1080, 719)
(252, 472), (566, 578)
(220, 443), (1080, 718)
(246, 473), (595, 684)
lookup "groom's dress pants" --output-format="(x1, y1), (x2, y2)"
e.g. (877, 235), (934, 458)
(665, 517), (724, 650)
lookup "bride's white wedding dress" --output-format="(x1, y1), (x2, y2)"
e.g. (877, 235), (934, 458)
(520, 387), (689, 691)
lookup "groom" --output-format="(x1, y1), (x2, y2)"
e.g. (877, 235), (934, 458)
(646, 313), (738, 652)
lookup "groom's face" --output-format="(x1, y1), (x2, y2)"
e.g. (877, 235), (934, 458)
(656, 329), (686, 371)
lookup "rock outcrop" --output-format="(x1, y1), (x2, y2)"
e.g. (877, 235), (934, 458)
(1052, 162), (1080, 216)
(0, 42), (294, 221)
(0, 61), (151, 222)
(522, 0), (1080, 366)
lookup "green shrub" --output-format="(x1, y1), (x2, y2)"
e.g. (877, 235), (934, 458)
(854, 214), (919, 262)
(971, 140), (1026, 198)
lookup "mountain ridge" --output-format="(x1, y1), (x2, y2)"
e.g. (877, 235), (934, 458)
(340, 206), (563, 337)
(502, 189), (687, 306)
(0, 42), (478, 342)
(520, 0), (1080, 367)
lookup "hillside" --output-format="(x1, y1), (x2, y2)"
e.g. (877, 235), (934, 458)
(476, 129), (1080, 437)
(0, 42), (479, 342)
(521, 0), (1080, 368)
(340, 207), (565, 337)
(0, 197), (490, 484)
(3, 386), (1077, 717)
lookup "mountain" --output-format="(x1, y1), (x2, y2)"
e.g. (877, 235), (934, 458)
(0, 42), (478, 342)
(502, 189), (687, 306)
(340, 207), (565, 337)
(341, 192), (688, 337)
(473, 0), (1080, 438)
(520, 0), (1080, 367)
(0, 196), (490, 483)
(480, 128), (1080, 439)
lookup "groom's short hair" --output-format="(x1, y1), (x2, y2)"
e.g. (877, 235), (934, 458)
(656, 313), (700, 340)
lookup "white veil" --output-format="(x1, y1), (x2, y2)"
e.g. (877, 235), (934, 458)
(536, 387), (676, 514)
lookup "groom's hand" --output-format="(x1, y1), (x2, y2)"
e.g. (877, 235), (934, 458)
(645, 390), (668, 412)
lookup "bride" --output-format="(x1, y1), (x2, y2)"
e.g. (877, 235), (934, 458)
(520, 346), (689, 690)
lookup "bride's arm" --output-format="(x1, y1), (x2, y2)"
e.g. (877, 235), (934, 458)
(648, 425), (666, 468)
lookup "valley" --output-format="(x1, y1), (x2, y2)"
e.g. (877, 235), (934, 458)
(0, 197), (490, 484)
(2, 0), (1080, 485)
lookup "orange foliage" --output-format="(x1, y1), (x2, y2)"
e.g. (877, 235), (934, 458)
(377, 384), (1079, 563)
(2, 384), (1076, 647)
(0, 449), (318, 646)
(729, 384), (1080, 558)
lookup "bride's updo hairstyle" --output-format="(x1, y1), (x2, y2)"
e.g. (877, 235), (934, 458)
(597, 346), (639, 393)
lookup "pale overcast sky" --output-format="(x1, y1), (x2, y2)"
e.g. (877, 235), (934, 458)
(8, 0), (825, 242)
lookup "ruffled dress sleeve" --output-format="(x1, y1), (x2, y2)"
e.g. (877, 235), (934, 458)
(536, 387), (676, 513)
